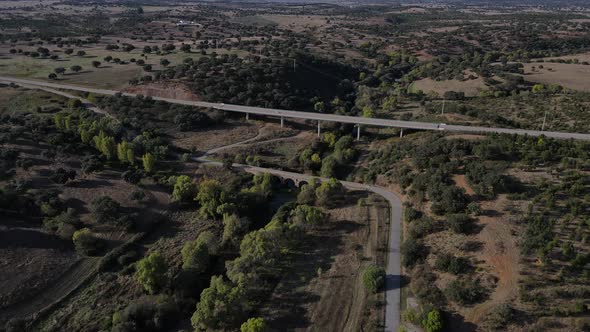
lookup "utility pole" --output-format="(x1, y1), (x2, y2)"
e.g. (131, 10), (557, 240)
(542, 107), (553, 131)
(542, 110), (547, 131)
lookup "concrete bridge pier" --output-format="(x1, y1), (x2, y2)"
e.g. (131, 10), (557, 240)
(246, 113), (249, 120)
(317, 120), (321, 137)
(356, 124), (361, 141)
(400, 128), (404, 137)
(280, 116), (284, 128)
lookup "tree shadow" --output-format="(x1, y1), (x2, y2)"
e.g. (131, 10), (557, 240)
(0, 228), (70, 250)
(71, 178), (111, 189)
(384, 274), (410, 291)
(446, 311), (478, 332)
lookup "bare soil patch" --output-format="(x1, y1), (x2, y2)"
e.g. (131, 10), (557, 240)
(522, 62), (590, 92)
(170, 120), (261, 152)
(124, 82), (200, 101)
(463, 195), (520, 324)
(412, 77), (487, 97)
(453, 174), (476, 196)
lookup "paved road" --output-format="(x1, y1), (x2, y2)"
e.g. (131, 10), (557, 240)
(2, 76), (590, 141)
(198, 139), (402, 332)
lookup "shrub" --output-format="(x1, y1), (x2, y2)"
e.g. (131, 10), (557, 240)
(111, 296), (178, 332)
(401, 240), (428, 267)
(91, 196), (120, 224)
(447, 213), (472, 234)
(72, 228), (102, 255)
(241, 317), (267, 332)
(422, 309), (444, 332)
(484, 303), (514, 330)
(410, 265), (445, 305)
(434, 253), (471, 275)
(122, 170), (142, 184)
(363, 265), (386, 293)
(404, 206), (422, 222)
(445, 278), (487, 305)
(408, 216), (435, 239)
(130, 190), (146, 201)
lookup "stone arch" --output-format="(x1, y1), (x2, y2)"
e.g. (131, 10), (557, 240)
(284, 178), (296, 189)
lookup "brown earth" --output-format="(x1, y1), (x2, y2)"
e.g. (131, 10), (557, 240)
(170, 120), (262, 152)
(463, 195), (520, 324)
(453, 174), (476, 196)
(123, 82), (200, 101)
(412, 77), (488, 97)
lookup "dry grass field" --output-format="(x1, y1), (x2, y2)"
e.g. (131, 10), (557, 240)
(411, 77), (488, 97)
(522, 62), (590, 92)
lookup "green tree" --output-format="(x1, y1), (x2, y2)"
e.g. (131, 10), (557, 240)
(222, 213), (250, 248)
(241, 317), (266, 332)
(320, 155), (338, 178)
(322, 132), (337, 148)
(247, 173), (275, 199)
(362, 106), (374, 118)
(313, 101), (325, 112)
(93, 131), (116, 160)
(191, 276), (244, 330)
(363, 264), (385, 293)
(297, 180), (318, 205)
(422, 309), (443, 332)
(172, 175), (196, 202)
(117, 141), (133, 164)
(290, 205), (326, 226)
(181, 239), (210, 272)
(70, 65), (82, 73)
(532, 84), (545, 93)
(142, 152), (155, 172)
(315, 178), (344, 207)
(195, 179), (225, 219)
(135, 251), (167, 294)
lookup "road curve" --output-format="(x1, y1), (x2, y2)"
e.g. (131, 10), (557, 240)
(2, 76), (590, 141)
(197, 140), (402, 332)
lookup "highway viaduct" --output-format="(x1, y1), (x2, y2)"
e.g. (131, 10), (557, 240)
(2, 76), (590, 141)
